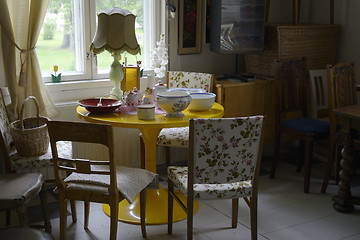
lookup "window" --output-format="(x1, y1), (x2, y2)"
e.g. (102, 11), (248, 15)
(38, 0), (164, 83)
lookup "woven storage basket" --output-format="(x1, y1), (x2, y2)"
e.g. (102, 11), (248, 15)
(245, 24), (341, 77)
(10, 96), (50, 156)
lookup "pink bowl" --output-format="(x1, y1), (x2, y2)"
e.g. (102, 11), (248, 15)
(78, 98), (122, 114)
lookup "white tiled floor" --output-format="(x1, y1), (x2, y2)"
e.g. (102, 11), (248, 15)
(2, 145), (360, 240)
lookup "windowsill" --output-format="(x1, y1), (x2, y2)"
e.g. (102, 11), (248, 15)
(46, 79), (114, 104)
(46, 77), (148, 105)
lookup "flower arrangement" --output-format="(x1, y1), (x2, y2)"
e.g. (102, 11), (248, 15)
(150, 33), (168, 79)
(51, 65), (61, 83)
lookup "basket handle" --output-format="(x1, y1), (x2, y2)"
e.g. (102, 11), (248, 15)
(19, 96), (40, 132)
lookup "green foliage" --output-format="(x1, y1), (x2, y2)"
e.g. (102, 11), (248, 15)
(43, 21), (56, 40)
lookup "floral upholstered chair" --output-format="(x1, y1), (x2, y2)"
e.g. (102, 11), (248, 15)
(0, 91), (72, 181)
(157, 71), (215, 165)
(167, 116), (264, 240)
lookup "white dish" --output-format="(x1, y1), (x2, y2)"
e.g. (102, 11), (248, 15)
(188, 93), (216, 111)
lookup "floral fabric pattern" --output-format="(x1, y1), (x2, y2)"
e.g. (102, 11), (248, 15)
(1, 93), (72, 180)
(167, 116), (264, 199)
(0, 93), (13, 153)
(158, 71), (214, 146)
(9, 141), (72, 180)
(167, 71), (213, 93)
(157, 127), (189, 147)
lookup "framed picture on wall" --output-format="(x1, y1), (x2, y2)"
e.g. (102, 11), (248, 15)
(178, 0), (202, 54)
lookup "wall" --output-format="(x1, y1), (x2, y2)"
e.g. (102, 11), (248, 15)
(1, 0), (360, 169)
(168, 0), (360, 78)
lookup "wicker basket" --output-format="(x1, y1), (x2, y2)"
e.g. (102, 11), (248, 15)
(245, 24), (341, 77)
(10, 96), (50, 156)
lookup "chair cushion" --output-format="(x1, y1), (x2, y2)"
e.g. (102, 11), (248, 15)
(157, 127), (189, 147)
(168, 166), (252, 199)
(280, 117), (329, 133)
(0, 173), (43, 209)
(64, 165), (159, 204)
(168, 72), (212, 92)
(9, 141), (72, 180)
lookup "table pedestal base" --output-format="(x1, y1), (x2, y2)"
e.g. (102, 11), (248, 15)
(103, 186), (199, 225)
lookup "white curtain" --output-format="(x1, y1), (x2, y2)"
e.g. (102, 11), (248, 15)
(0, 0), (58, 121)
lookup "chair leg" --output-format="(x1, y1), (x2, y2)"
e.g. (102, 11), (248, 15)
(39, 185), (52, 233)
(84, 201), (90, 229)
(59, 193), (67, 240)
(109, 200), (119, 240)
(303, 140), (313, 193)
(70, 200), (77, 223)
(6, 209), (11, 226)
(270, 130), (281, 178)
(297, 140), (305, 172)
(140, 189), (147, 238)
(187, 187), (194, 240)
(16, 205), (29, 227)
(168, 179), (174, 235)
(232, 198), (239, 228)
(250, 196), (258, 240)
(165, 146), (171, 167)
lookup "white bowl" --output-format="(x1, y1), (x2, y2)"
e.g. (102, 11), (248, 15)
(188, 93), (216, 111)
(156, 90), (192, 117)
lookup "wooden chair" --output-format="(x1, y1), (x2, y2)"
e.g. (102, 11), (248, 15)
(0, 90), (73, 229)
(0, 91), (72, 182)
(157, 71), (215, 166)
(270, 57), (330, 193)
(0, 173), (51, 233)
(309, 69), (329, 120)
(321, 62), (357, 193)
(47, 121), (158, 240)
(167, 116), (264, 240)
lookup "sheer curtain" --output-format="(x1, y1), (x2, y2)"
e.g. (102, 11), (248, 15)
(0, 0), (58, 121)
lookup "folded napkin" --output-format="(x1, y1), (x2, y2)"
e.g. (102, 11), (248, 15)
(64, 165), (159, 203)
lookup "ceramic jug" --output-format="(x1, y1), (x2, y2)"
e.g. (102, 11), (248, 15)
(123, 90), (138, 107)
(132, 87), (143, 105)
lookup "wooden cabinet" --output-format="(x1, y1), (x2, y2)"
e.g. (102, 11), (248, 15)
(214, 78), (274, 143)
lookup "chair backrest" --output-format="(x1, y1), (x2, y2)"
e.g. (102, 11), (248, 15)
(166, 71), (214, 92)
(274, 57), (308, 122)
(309, 69), (329, 119)
(327, 62), (357, 135)
(47, 121), (117, 193)
(121, 64), (140, 93)
(188, 116), (264, 186)
(0, 90), (13, 172)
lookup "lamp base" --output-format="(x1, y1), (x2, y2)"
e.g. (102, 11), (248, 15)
(110, 87), (123, 100)
(109, 54), (124, 99)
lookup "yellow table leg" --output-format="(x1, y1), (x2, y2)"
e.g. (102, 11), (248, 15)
(103, 186), (199, 224)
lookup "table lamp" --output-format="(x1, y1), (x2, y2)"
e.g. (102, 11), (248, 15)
(90, 7), (141, 99)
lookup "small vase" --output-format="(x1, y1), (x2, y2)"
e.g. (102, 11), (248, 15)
(51, 73), (61, 83)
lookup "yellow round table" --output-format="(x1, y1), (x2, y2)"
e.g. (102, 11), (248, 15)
(76, 103), (224, 225)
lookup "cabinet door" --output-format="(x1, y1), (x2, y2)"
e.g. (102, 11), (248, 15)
(221, 81), (266, 118)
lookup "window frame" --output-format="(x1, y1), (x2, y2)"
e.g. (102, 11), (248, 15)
(41, 0), (166, 84)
